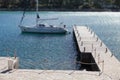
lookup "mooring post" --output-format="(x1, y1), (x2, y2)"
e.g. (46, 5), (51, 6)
(96, 37), (98, 42)
(14, 50), (17, 59)
(8, 49), (19, 70)
(93, 32), (95, 37)
(100, 41), (102, 47)
(8, 57), (19, 69)
(79, 37), (81, 41)
(111, 54), (113, 57)
(91, 30), (93, 34)
(94, 48), (96, 58)
(88, 28), (90, 32)
(84, 47), (86, 52)
(14, 57), (19, 69)
(98, 54), (100, 64)
(105, 48), (108, 53)
(74, 24), (76, 30)
(75, 26), (77, 31)
(99, 60), (104, 76)
(87, 26), (88, 29)
(92, 43), (93, 51)
(77, 33), (79, 37)
(102, 60), (104, 73)
(76, 30), (78, 34)
(8, 57), (13, 70)
(81, 41), (83, 46)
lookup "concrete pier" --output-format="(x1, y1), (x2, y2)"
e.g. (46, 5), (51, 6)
(0, 26), (120, 80)
(0, 57), (19, 73)
(0, 57), (8, 73)
(73, 26), (120, 79)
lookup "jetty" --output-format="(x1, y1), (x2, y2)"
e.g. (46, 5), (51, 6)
(0, 26), (120, 80)
(73, 26), (120, 79)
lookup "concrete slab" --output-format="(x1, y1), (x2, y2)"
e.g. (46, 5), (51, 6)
(73, 26), (120, 80)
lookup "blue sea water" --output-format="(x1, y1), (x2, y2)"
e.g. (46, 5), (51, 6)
(0, 11), (120, 69)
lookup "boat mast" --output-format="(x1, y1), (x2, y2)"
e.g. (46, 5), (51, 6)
(36, 0), (39, 26)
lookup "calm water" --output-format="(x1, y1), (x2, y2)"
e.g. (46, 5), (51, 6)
(0, 11), (120, 69)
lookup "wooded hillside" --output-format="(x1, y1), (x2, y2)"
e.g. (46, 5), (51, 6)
(0, 0), (119, 10)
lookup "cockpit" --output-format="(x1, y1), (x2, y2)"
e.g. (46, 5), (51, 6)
(39, 24), (45, 27)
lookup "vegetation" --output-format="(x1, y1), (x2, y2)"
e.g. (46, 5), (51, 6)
(0, 0), (119, 10)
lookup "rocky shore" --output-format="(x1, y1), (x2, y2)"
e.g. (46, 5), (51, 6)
(0, 8), (120, 12)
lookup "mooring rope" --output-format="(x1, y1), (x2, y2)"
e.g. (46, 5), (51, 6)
(76, 61), (96, 65)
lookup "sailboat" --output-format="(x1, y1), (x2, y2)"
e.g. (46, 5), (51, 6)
(19, 0), (67, 34)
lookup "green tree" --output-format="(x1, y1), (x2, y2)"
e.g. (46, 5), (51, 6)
(1, 0), (9, 8)
(114, 0), (120, 8)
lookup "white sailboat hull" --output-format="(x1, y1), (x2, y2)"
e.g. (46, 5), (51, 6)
(19, 0), (68, 34)
(19, 26), (67, 34)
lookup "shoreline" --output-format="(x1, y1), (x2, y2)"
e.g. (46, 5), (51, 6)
(0, 8), (120, 12)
